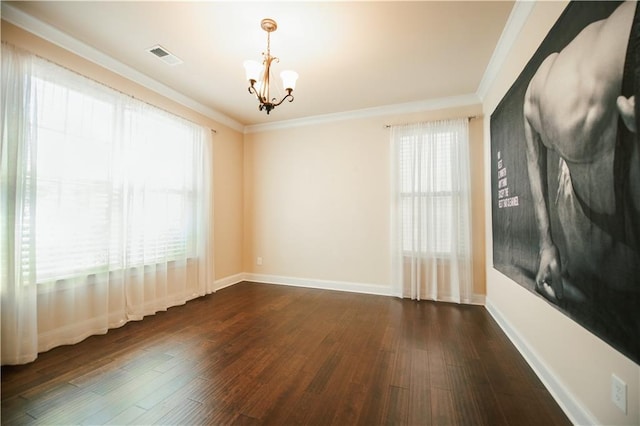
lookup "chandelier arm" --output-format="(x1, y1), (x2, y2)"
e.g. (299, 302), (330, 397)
(247, 84), (266, 104)
(270, 90), (295, 108)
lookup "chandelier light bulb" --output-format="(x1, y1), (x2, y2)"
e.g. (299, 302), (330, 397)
(280, 70), (299, 91)
(243, 60), (262, 83)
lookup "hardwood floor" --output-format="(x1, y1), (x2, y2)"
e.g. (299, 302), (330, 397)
(1, 281), (571, 425)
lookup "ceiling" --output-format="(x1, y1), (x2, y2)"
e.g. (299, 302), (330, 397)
(3, 1), (515, 130)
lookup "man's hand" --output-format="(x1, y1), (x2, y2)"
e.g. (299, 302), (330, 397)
(536, 243), (563, 302)
(617, 95), (636, 133)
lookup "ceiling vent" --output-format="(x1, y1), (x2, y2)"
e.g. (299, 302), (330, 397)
(146, 45), (183, 66)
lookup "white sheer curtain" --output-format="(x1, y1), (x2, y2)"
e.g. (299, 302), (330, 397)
(390, 118), (473, 303)
(1, 43), (215, 365)
(1, 43), (39, 364)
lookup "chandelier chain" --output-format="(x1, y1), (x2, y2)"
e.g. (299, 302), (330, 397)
(266, 30), (271, 57)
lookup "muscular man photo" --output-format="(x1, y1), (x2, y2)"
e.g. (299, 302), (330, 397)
(523, 0), (639, 303)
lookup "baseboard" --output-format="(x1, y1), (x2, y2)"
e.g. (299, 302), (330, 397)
(485, 298), (597, 426)
(216, 272), (486, 303)
(243, 273), (395, 297)
(470, 293), (486, 306)
(213, 273), (245, 291)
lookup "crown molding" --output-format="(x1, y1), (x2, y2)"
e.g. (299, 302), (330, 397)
(245, 0), (534, 135)
(244, 93), (481, 134)
(2, 1), (527, 136)
(476, 0), (536, 101)
(1, 3), (245, 133)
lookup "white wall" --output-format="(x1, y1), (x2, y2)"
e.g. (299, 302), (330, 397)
(483, 2), (640, 424)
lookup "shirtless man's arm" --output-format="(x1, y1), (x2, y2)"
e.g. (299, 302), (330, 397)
(523, 79), (563, 301)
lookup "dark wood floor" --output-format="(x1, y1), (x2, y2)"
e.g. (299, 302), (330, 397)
(1, 281), (571, 425)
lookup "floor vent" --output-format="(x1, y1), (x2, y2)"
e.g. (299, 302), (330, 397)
(146, 45), (183, 66)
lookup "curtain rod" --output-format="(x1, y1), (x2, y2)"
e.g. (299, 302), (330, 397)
(384, 115), (479, 128)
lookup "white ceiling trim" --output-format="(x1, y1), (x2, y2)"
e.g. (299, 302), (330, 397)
(476, 0), (535, 101)
(2, 2), (519, 136)
(1, 2), (245, 133)
(244, 93), (481, 134)
(246, 0), (526, 135)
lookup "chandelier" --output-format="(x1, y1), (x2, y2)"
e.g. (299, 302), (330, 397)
(243, 18), (298, 115)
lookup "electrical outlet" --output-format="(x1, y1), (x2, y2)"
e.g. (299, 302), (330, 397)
(257, 257), (263, 266)
(611, 374), (627, 414)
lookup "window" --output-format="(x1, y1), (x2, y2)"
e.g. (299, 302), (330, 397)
(29, 66), (207, 284)
(398, 131), (457, 254)
(2, 42), (214, 365)
(393, 120), (471, 258)
(391, 118), (473, 301)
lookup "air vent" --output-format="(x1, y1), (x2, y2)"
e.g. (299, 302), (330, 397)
(146, 45), (183, 66)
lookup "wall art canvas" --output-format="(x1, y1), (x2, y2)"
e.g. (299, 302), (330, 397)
(490, 0), (640, 364)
